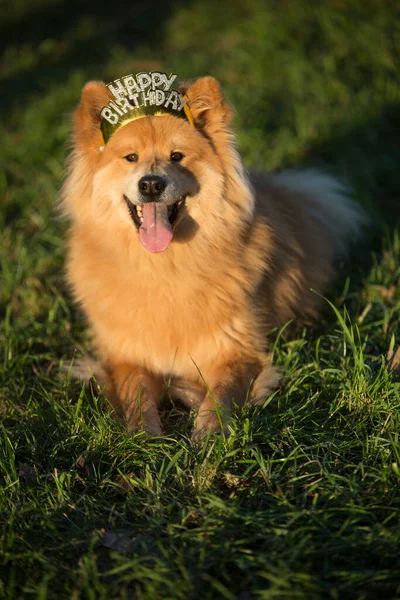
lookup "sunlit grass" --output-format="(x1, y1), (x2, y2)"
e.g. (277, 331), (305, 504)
(1, 0), (400, 598)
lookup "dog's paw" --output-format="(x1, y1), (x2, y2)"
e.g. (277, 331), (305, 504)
(125, 406), (163, 436)
(127, 420), (163, 436)
(191, 411), (228, 444)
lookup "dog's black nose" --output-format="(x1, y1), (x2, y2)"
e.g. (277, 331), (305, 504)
(138, 175), (167, 200)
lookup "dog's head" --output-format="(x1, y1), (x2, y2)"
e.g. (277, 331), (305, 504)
(66, 76), (253, 253)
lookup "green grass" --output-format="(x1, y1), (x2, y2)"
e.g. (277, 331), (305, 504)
(1, 1), (400, 598)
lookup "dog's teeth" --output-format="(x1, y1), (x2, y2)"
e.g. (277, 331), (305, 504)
(140, 216), (143, 222)
(136, 206), (143, 217)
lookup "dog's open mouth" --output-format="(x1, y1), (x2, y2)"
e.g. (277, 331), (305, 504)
(123, 195), (186, 253)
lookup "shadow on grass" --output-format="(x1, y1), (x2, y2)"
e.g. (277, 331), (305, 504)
(0, 0), (181, 113)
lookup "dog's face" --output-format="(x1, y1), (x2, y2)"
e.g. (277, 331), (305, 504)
(69, 77), (250, 253)
(93, 115), (217, 252)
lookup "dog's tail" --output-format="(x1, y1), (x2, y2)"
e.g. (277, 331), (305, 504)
(272, 169), (369, 257)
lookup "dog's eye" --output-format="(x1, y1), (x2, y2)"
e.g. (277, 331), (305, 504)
(170, 152), (184, 162)
(124, 153), (138, 162)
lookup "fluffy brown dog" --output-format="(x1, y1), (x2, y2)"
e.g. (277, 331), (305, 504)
(62, 76), (366, 440)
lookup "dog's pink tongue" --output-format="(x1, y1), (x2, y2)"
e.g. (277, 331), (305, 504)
(139, 203), (173, 253)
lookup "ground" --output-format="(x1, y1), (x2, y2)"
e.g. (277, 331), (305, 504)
(1, 1), (400, 598)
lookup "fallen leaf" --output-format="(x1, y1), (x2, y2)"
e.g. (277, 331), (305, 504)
(18, 463), (37, 485)
(387, 346), (400, 376)
(223, 473), (241, 488)
(100, 532), (154, 554)
(366, 284), (396, 302)
(114, 472), (135, 495)
(76, 453), (96, 479)
(102, 532), (135, 554)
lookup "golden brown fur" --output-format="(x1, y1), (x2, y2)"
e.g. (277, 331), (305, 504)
(61, 76), (366, 440)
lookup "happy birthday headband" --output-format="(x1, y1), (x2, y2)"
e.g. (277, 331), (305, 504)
(100, 71), (194, 143)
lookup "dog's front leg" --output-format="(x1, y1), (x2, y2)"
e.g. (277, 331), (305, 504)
(106, 363), (163, 435)
(191, 359), (268, 442)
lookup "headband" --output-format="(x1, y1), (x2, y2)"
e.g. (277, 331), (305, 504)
(100, 71), (195, 143)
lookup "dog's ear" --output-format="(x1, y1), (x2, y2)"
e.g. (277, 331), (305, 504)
(73, 81), (112, 152)
(182, 77), (234, 133)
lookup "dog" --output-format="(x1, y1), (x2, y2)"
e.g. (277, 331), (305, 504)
(61, 74), (366, 440)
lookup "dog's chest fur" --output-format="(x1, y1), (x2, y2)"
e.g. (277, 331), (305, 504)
(67, 223), (262, 380)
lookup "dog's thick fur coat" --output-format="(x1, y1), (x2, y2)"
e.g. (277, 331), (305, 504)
(62, 76), (366, 439)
